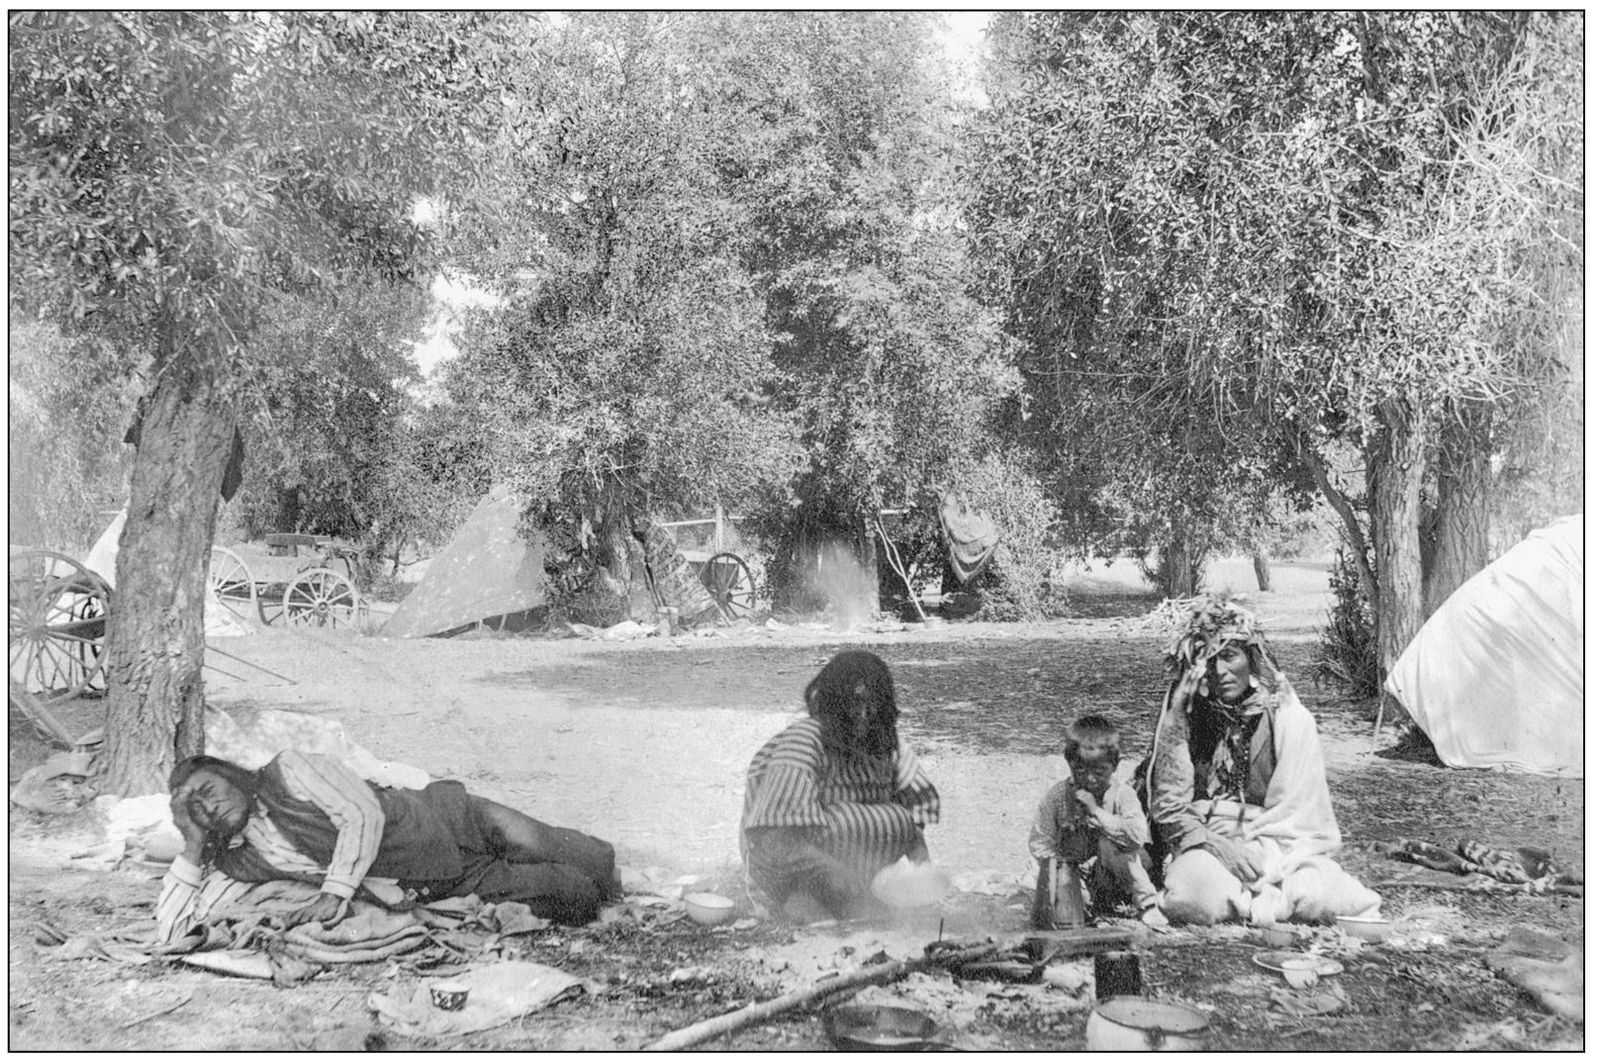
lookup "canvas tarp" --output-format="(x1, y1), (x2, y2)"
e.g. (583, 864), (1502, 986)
(381, 485), (548, 638)
(1384, 514), (1582, 778)
(939, 493), (1000, 586)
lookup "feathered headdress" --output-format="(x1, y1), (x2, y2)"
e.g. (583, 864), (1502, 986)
(1163, 593), (1264, 677)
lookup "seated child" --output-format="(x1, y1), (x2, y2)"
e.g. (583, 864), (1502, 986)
(1028, 715), (1161, 925)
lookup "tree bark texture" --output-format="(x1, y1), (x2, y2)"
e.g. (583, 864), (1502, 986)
(1153, 525), (1201, 598)
(1423, 407), (1491, 617)
(1251, 551), (1274, 592)
(1365, 399), (1427, 699)
(102, 369), (236, 796)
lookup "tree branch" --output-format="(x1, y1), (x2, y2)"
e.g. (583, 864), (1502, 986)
(1290, 427), (1377, 607)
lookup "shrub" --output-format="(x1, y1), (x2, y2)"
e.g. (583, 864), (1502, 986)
(1315, 547), (1378, 701)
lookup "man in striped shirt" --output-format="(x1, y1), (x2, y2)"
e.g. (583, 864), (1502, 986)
(741, 650), (941, 922)
(159, 750), (618, 942)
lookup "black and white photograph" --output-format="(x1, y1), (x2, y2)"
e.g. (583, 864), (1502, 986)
(8, 10), (1583, 1050)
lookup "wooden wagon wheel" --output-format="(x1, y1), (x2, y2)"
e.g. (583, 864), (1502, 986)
(8, 549), (110, 746)
(208, 545), (262, 624)
(699, 552), (758, 620)
(282, 567), (361, 629)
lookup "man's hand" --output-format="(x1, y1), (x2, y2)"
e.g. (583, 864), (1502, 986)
(1172, 658), (1209, 706)
(283, 893), (349, 929)
(1204, 835), (1262, 882)
(170, 789), (208, 861)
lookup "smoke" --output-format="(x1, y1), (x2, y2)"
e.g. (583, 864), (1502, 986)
(809, 540), (875, 630)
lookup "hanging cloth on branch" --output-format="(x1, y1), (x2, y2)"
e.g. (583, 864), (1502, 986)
(938, 494), (1000, 586)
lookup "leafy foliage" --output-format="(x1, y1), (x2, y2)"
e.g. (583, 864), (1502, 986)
(967, 11), (1581, 627)
(433, 13), (1020, 607)
(224, 282), (433, 577)
(952, 451), (1059, 621)
(439, 14), (802, 568)
(7, 317), (135, 549)
(9, 11), (522, 789)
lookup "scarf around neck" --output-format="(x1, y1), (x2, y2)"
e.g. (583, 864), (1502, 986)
(1201, 688), (1270, 802)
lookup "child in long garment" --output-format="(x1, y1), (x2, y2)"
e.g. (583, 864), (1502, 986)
(1028, 715), (1160, 926)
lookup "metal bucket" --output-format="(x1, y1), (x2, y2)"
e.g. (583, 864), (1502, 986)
(1085, 997), (1210, 1051)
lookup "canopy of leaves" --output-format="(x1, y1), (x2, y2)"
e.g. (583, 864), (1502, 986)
(435, 13), (1019, 573)
(7, 317), (135, 549)
(9, 10), (512, 390)
(225, 281), (432, 566)
(966, 11), (1581, 560)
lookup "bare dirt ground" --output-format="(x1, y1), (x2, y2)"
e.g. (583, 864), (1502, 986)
(8, 559), (1583, 1050)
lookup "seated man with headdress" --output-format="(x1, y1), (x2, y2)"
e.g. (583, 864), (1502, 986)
(158, 751), (620, 943)
(741, 649), (941, 923)
(1141, 595), (1382, 926)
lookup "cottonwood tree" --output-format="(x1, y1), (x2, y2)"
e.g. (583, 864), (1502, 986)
(968, 12), (1580, 685)
(9, 11), (512, 793)
(227, 281), (434, 582)
(442, 13), (1019, 615)
(438, 12), (801, 606)
(701, 12), (1020, 608)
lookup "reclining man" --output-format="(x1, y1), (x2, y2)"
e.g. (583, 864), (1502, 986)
(157, 750), (619, 943)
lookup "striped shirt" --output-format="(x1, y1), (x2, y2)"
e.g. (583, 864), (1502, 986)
(742, 718), (939, 876)
(156, 751), (388, 942)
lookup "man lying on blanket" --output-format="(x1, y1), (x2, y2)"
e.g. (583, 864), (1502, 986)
(158, 751), (619, 943)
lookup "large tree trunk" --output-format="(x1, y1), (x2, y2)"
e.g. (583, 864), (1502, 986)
(1252, 551), (1274, 592)
(1365, 399), (1427, 700)
(1423, 407), (1491, 617)
(102, 366), (236, 796)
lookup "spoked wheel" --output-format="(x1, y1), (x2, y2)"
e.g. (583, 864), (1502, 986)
(699, 552), (758, 621)
(208, 545), (261, 624)
(8, 549), (111, 746)
(282, 568), (361, 629)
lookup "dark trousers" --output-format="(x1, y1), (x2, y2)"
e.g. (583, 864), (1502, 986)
(408, 796), (618, 926)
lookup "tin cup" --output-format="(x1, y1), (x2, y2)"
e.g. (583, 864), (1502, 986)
(1094, 950), (1144, 1001)
(429, 980), (469, 1012)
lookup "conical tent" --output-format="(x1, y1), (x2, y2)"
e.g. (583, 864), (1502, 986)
(382, 485), (548, 638)
(1384, 514), (1582, 777)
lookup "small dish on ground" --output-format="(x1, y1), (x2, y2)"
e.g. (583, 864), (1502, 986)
(1251, 951), (1343, 976)
(1334, 915), (1393, 942)
(682, 892), (736, 926)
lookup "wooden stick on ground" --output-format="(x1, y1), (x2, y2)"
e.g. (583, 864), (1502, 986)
(642, 940), (998, 1052)
(118, 995), (192, 1030)
(205, 644), (297, 684)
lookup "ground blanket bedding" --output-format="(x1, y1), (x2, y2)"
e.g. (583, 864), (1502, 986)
(1377, 838), (1583, 894)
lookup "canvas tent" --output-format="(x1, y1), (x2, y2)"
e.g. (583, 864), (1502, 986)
(85, 508), (250, 637)
(382, 485), (549, 638)
(1384, 514), (1581, 778)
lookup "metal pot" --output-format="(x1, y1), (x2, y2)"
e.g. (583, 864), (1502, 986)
(1085, 997), (1209, 1051)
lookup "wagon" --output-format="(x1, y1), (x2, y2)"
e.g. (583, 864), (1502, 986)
(208, 533), (366, 628)
(686, 550), (760, 621)
(659, 514), (761, 621)
(7, 548), (110, 746)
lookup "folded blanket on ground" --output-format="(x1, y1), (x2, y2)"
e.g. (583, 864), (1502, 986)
(1487, 925), (1583, 1021)
(158, 884), (561, 980)
(1388, 838), (1581, 888)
